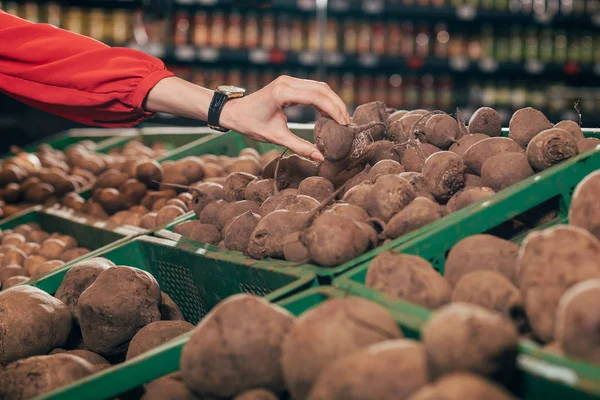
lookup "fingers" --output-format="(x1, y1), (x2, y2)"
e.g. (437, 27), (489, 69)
(274, 77), (351, 126)
(269, 128), (325, 162)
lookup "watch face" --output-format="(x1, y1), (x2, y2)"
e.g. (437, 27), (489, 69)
(217, 85), (246, 95)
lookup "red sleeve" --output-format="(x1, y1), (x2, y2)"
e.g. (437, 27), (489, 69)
(0, 10), (175, 128)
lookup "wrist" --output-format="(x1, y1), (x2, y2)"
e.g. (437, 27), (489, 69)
(219, 98), (243, 132)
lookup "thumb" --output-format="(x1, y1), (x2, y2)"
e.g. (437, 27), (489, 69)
(272, 129), (325, 162)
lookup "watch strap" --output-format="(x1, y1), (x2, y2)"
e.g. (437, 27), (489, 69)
(208, 91), (229, 129)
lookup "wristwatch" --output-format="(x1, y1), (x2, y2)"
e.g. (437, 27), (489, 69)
(207, 85), (246, 132)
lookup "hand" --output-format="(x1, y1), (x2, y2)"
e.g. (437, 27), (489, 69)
(220, 76), (351, 161)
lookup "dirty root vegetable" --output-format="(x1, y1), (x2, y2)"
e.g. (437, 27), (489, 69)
(78, 266), (162, 358)
(569, 171), (600, 240)
(399, 172), (435, 201)
(508, 107), (554, 148)
(555, 120), (585, 141)
(314, 117), (385, 162)
(273, 154), (319, 190)
(481, 152), (534, 191)
(352, 101), (388, 141)
(245, 178), (275, 204)
(298, 214), (376, 266)
(217, 200), (260, 231)
(275, 194), (319, 213)
(297, 177), (334, 202)
(126, 320), (195, 360)
(142, 373), (199, 400)
(423, 303), (518, 380)
(54, 257), (115, 324)
(463, 137), (524, 175)
(199, 199), (229, 226)
(367, 160), (405, 181)
(0, 354), (95, 400)
(180, 294), (294, 398)
(234, 389), (279, 400)
(468, 107), (502, 137)
(517, 225), (600, 342)
(324, 202), (370, 223)
(224, 172), (256, 202)
(307, 340), (429, 400)
(452, 271), (523, 320)
(367, 251), (451, 309)
(400, 143), (441, 173)
(445, 186), (495, 214)
(448, 133), (489, 158)
(555, 279), (600, 365)
(423, 114), (459, 149)
(224, 211), (261, 253)
(526, 128), (578, 172)
(174, 221), (221, 244)
(578, 137), (600, 153)
(422, 151), (465, 203)
(445, 234), (519, 287)
(384, 197), (444, 239)
(0, 285), (72, 363)
(366, 174), (416, 222)
(281, 297), (402, 400)
(408, 373), (517, 400)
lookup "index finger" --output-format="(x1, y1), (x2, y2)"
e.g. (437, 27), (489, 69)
(279, 79), (351, 125)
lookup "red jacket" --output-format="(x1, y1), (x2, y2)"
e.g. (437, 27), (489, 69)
(0, 10), (174, 127)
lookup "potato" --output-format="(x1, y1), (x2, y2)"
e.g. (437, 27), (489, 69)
(508, 107), (553, 148)
(161, 292), (185, 321)
(367, 251), (451, 309)
(569, 170), (600, 240)
(156, 205), (186, 226)
(234, 389), (278, 400)
(446, 186), (495, 214)
(366, 175), (416, 222)
(199, 199), (229, 226)
(526, 128), (578, 172)
(1, 275), (28, 290)
(2, 233), (25, 246)
(555, 279), (600, 364)
(518, 225), (600, 342)
(39, 238), (67, 259)
(180, 294), (295, 398)
(55, 258), (114, 324)
(452, 271), (523, 320)
(32, 259), (65, 277)
(16, 242), (39, 257)
(0, 285), (72, 363)
(58, 247), (89, 263)
(408, 373), (516, 400)
(422, 152), (465, 202)
(87, 201), (109, 219)
(423, 303), (518, 379)
(224, 211), (261, 253)
(308, 339), (429, 400)
(281, 297), (402, 400)
(481, 152), (535, 191)
(445, 234), (519, 287)
(142, 373), (200, 400)
(126, 320), (194, 360)
(2, 247), (26, 267)
(78, 266), (162, 358)
(24, 255), (48, 276)
(0, 354), (95, 399)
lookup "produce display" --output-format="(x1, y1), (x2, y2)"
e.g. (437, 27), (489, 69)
(60, 148), (281, 231)
(169, 103), (596, 269)
(0, 139), (171, 219)
(361, 169), (600, 363)
(0, 258), (192, 399)
(0, 223), (90, 289)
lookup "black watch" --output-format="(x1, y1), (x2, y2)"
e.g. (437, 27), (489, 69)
(208, 85), (246, 132)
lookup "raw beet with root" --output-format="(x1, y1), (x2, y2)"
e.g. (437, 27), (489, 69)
(366, 160), (405, 181)
(224, 172), (256, 202)
(508, 107), (553, 148)
(526, 128), (578, 172)
(399, 143), (441, 173)
(314, 117), (384, 163)
(448, 134), (489, 158)
(399, 172), (435, 201)
(423, 114), (459, 149)
(365, 175), (416, 222)
(463, 137), (524, 175)
(297, 177), (334, 202)
(384, 197), (444, 239)
(446, 187), (495, 214)
(481, 153), (534, 191)
(217, 200), (260, 231)
(468, 107), (502, 137)
(224, 211), (261, 253)
(577, 138), (600, 153)
(352, 101), (388, 141)
(422, 152), (465, 203)
(245, 178), (275, 204)
(274, 154), (319, 190)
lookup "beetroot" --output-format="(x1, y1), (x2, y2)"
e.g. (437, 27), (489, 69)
(422, 152), (466, 203)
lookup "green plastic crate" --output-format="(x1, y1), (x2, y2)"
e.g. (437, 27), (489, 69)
(0, 206), (134, 287)
(334, 149), (600, 399)
(29, 234), (315, 400)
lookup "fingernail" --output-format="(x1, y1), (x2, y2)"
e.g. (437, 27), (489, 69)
(310, 151), (325, 162)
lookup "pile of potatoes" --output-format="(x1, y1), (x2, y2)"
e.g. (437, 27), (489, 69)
(61, 148), (281, 231)
(139, 293), (518, 400)
(364, 169), (600, 366)
(0, 139), (171, 219)
(170, 103), (595, 268)
(0, 223), (90, 289)
(0, 258), (192, 400)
